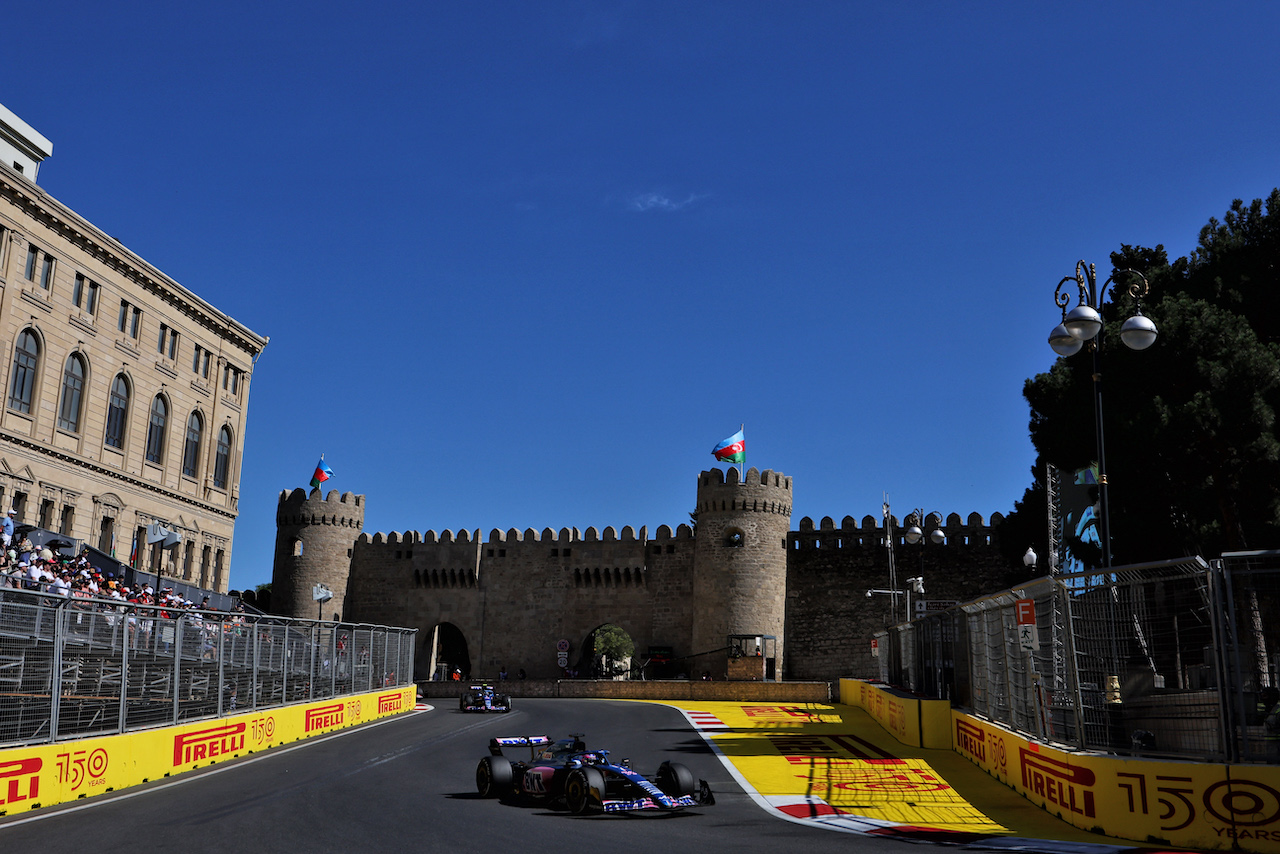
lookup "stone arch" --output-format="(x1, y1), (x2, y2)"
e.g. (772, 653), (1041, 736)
(575, 623), (636, 679)
(422, 621), (471, 682)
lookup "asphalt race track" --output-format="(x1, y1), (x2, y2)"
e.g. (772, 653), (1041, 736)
(0, 698), (1164, 854)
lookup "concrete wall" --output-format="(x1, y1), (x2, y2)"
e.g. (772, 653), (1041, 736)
(419, 678), (832, 703)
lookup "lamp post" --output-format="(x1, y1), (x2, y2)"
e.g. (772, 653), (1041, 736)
(882, 497), (899, 623)
(881, 501), (939, 623)
(903, 509), (940, 617)
(1047, 261), (1157, 569)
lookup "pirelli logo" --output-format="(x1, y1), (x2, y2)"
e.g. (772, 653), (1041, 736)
(174, 723), (246, 766)
(0, 757), (41, 806)
(378, 693), (403, 714)
(1020, 747), (1096, 817)
(955, 719), (986, 762)
(306, 703), (345, 732)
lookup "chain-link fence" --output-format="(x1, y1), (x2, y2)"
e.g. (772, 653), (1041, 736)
(874, 550), (1280, 763)
(0, 587), (416, 746)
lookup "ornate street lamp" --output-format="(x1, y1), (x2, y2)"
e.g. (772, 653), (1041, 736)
(903, 510), (945, 546)
(1047, 261), (1157, 568)
(879, 503), (941, 624)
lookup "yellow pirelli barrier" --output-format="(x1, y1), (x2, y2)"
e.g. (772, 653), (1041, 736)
(0, 685), (416, 817)
(839, 678), (950, 749)
(952, 711), (1280, 852)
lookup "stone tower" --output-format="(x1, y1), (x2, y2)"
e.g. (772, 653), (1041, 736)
(272, 488), (365, 620)
(691, 467), (792, 679)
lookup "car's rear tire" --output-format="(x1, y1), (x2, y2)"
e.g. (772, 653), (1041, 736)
(477, 756), (512, 797)
(565, 767), (604, 814)
(656, 761), (695, 797)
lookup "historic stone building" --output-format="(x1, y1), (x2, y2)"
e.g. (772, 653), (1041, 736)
(273, 467), (1018, 683)
(0, 103), (267, 591)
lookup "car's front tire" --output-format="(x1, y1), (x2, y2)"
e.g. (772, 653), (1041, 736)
(477, 756), (513, 798)
(564, 767), (604, 814)
(656, 761), (695, 797)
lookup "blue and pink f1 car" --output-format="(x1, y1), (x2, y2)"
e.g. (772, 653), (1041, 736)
(459, 683), (512, 713)
(475, 734), (714, 814)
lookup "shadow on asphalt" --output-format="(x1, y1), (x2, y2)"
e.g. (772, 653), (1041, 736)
(445, 792), (708, 821)
(660, 736), (715, 755)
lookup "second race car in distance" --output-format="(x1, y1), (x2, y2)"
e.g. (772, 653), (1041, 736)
(475, 734), (714, 814)
(460, 683), (512, 712)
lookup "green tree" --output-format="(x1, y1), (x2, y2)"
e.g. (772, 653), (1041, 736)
(591, 624), (635, 676)
(1019, 192), (1280, 562)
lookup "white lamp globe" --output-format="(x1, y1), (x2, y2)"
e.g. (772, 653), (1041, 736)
(904, 525), (923, 545)
(1064, 304), (1103, 340)
(1049, 323), (1084, 356)
(1120, 313), (1158, 350)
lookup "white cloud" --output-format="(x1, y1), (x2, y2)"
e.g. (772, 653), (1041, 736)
(628, 191), (707, 213)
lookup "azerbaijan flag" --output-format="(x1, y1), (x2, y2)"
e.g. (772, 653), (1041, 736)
(712, 429), (745, 464)
(310, 457), (334, 489)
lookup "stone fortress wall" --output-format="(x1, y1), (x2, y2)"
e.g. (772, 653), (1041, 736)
(272, 468), (1012, 682)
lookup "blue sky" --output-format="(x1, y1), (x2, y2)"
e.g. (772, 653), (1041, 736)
(6, 2), (1279, 591)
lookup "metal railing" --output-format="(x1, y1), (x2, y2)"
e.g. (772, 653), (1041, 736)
(0, 587), (416, 746)
(874, 550), (1280, 763)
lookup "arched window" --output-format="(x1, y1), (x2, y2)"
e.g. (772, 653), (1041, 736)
(145, 396), (167, 464)
(57, 353), (87, 432)
(8, 330), (40, 414)
(105, 375), (129, 448)
(213, 425), (232, 489)
(182, 411), (202, 478)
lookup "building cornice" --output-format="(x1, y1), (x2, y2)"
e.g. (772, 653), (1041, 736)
(0, 165), (268, 357)
(0, 428), (237, 524)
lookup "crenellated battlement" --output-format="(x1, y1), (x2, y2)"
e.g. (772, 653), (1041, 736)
(696, 467), (792, 517)
(359, 529), (480, 546)
(652, 524), (694, 540)
(276, 488), (365, 529)
(698, 466), (792, 490)
(791, 511), (1006, 548)
(277, 487), (364, 509)
(354, 522), (680, 551)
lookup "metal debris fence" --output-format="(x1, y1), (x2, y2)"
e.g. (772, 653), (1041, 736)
(0, 587), (416, 746)
(875, 550), (1280, 763)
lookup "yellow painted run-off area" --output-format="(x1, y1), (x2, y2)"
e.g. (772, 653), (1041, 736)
(0, 686), (416, 817)
(662, 681), (1280, 853)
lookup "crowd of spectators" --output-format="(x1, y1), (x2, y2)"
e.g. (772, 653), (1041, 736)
(0, 521), (239, 624)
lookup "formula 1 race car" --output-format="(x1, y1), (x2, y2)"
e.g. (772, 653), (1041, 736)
(475, 734), (714, 814)
(460, 683), (512, 713)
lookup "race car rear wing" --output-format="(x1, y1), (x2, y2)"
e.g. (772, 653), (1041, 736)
(489, 735), (552, 756)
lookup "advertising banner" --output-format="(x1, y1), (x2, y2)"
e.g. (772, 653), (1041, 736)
(0, 686), (415, 817)
(951, 710), (1280, 852)
(840, 678), (950, 749)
